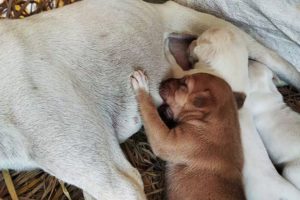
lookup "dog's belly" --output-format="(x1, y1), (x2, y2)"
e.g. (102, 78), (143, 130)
(114, 104), (143, 143)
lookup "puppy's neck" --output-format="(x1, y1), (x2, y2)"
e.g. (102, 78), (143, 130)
(177, 109), (209, 125)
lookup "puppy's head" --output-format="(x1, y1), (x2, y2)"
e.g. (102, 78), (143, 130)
(167, 28), (239, 71)
(192, 28), (248, 71)
(159, 73), (246, 121)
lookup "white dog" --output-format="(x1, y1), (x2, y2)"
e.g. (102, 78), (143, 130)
(188, 27), (300, 199)
(249, 61), (300, 190)
(1, 0), (300, 199)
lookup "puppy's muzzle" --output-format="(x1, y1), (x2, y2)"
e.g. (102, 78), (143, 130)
(159, 78), (179, 102)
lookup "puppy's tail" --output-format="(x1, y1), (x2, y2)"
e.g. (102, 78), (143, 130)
(155, 1), (300, 90)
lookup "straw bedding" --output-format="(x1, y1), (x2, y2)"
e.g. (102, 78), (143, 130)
(0, 0), (299, 199)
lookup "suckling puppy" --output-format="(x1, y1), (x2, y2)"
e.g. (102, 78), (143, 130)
(183, 27), (300, 199)
(249, 61), (300, 189)
(131, 70), (246, 200)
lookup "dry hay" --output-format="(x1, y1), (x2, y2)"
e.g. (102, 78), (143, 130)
(0, 0), (79, 18)
(0, 0), (299, 200)
(278, 86), (300, 113)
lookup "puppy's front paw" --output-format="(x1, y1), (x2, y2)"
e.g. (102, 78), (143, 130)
(131, 70), (149, 94)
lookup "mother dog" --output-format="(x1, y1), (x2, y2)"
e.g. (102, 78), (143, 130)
(0, 0), (299, 199)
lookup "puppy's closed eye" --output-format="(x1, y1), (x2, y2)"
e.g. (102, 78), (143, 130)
(193, 90), (211, 108)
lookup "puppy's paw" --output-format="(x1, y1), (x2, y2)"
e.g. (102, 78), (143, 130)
(131, 70), (149, 93)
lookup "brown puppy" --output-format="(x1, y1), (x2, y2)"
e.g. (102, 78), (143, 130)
(131, 70), (246, 200)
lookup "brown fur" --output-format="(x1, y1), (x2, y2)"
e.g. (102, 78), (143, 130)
(136, 73), (245, 200)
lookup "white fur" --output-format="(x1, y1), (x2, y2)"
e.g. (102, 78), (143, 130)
(193, 28), (249, 92)
(249, 61), (300, 189)
(0, 0), (300, 199)
(240, 106), (300, 200)
(191, 27), (300, 199)
(131, 71), (150, 93)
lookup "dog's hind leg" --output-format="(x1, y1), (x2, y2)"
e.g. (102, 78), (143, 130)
(0, 120), (144, 200)
(32, 117), (145, 200)
(0, 123), (37, 170)
(155, 1), (300, 90)
(37, 138), (145, 200)
(282, 160), (300, 190)
(243, 35), (300, 91)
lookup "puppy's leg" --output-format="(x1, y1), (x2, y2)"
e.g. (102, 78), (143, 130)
(131, 70), (196, 162)
(155, 1), (300, 90)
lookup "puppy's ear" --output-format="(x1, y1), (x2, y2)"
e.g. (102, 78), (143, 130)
(233, 92), (246, 109)
(193, 90), (211, 108)
(168, 33), (198, 71)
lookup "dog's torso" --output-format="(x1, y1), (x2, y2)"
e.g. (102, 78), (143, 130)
(0, 0), (172, 148)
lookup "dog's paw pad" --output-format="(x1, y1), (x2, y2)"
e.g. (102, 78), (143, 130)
(131, 70), (149, 93)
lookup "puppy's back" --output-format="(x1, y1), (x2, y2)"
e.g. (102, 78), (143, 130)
(167, 164), (245, 200)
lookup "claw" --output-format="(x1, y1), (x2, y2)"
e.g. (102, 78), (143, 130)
(131, 70), (149, 94)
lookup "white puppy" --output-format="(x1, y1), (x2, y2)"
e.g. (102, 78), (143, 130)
(189, 27), (300, 199)
(249, 61), (300, 189)
(239, 106), (300, 200)
(1, 0), (300, 199)
(191, 27), (249, 92)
